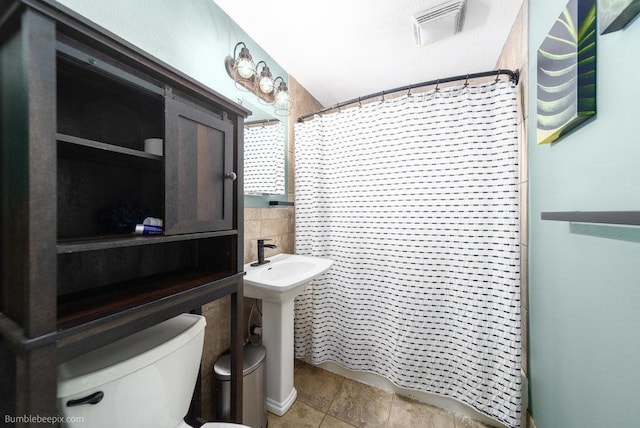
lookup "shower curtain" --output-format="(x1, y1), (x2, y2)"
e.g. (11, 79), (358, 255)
(293, 80), (521, 427)
(244, 120), (286, 195)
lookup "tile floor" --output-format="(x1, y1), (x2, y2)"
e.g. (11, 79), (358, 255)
(266, 360), (495, 428)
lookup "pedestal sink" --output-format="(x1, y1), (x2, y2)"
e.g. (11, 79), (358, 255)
(243, 253), (333, 416)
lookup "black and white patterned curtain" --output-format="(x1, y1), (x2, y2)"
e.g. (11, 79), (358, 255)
(294, 80), (521, 427)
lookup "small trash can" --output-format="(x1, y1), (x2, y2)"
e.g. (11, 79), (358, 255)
(214, 344), (267, 428)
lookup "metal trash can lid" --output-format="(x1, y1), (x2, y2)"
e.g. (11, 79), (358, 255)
(214, 344), (266, 380)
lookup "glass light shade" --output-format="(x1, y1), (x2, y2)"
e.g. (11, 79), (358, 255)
(236, 57), (255, 79)
(234, 45), (255, 79)
(256, 62), (274, 94)
(259, 75), (275, 93)
(275, 89), (289, 103)
(275, 81), (289, 101)
(273, 81), (292, 116)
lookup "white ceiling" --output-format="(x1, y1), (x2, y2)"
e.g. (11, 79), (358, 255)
(214, 0), (524, 107)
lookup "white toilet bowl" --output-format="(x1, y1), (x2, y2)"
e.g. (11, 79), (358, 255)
(57, 314), (250, 428)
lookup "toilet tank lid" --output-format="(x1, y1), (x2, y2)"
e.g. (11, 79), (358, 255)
(57, 314), (206, 398)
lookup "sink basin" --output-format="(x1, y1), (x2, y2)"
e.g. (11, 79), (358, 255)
(244, 253), (333, 302)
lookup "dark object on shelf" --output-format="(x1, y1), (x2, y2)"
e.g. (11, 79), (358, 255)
(540, 211), (640, 226)
(268, 200), (294, 207)
(99, 204), (149, 234)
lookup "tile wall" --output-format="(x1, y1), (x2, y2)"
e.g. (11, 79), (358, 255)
(244, 207), (295, 262)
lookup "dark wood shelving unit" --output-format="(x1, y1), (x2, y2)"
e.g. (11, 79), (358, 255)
(541, 211), (640, 226)
(0, 1), (251, 425)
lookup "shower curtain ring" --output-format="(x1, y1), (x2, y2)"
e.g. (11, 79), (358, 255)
(495, 70), (501, 82)
(358, 97), (362, 108)
(464, 74), (469, 87)
(435, 79), (440, 91)
(381, 90), (386, 103)
(407, 84), (412, 97)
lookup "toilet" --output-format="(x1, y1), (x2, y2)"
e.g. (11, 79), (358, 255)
(57, 313), (250, 428)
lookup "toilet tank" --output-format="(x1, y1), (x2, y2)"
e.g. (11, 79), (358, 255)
(57, 314), (206, 428)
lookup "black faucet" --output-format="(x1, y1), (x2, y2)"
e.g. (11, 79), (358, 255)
(251, 239), (277, 266)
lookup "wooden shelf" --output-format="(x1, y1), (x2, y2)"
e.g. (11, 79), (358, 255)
(541, 211), (640, 226)
(57, 230), (238, 253)
(57, 268), (237, 331)
(57, 133), (162, 161)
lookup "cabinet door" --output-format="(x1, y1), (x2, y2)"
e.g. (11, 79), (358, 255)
(165, 95), (235, 234)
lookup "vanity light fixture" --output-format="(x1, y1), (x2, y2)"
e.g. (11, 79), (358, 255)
(225, 41), (293, 116)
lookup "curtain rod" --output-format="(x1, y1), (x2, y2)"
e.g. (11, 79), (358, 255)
(297, 68), (519, 123)
(245, 118), (281, 127)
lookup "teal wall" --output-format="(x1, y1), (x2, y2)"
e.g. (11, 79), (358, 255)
(528, 1), (640, 427)
(56, 0), (288, 118)
(55, 0), (290, 206)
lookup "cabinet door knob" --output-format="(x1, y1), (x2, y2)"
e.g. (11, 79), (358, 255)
(225, 172), (238, 181)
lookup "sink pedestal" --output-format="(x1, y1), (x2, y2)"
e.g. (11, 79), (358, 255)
(262, 299), (297, 415)
(242, 253), (334, 416)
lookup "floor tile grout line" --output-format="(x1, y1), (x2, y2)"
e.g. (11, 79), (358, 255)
(317, 412), (327, 428)
(384, 393), (397, 427)
(325, 372), (346, 420)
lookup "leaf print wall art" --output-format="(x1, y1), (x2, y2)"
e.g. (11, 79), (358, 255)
(599, 0), (640, 34)
(537, 0), (597, 145)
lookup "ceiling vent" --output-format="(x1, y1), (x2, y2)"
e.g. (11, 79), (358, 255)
(413, 0), (467, 46)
